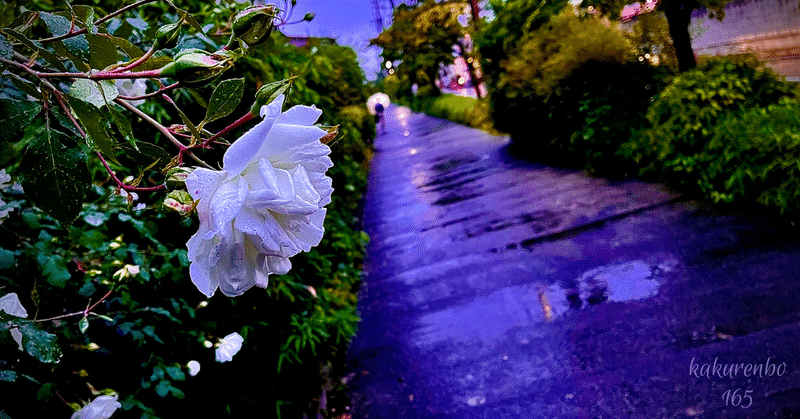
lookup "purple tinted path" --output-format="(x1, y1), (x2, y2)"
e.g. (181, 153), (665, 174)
(345, 105), (800, 418)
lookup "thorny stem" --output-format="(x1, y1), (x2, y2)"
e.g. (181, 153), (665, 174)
(96, 151), (167, 192)
(115, 98), (214, 169)
(39, 0), (161, 43)
(111, 46), (157, 73)
(34, 289), (114, 323)
(201, 111), (255, 147)
(2, 57), (162, 80)
(36, 68), (163, 80)
(118, 81), (180, 101)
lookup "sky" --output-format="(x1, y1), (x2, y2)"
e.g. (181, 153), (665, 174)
(266, 0), (388, 80)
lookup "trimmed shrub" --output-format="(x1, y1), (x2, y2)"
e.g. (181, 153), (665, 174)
(622, 55), (800, 184)
(412, 94), (500, 135)
(698, 98), (800, 216)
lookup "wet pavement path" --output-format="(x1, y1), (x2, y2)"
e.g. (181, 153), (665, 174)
(345, 106), (800, 418)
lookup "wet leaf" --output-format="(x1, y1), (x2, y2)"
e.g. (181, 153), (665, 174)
(3, 29), (68, 71)
(39, 12), (90, 63)
(106, 105), (137, 150)
(204, 78), (244, 125)
(134, 55), (172, 72)
(107, 35), (145, 59)
(78, 317), (89, 334)
(37, 254), (71, 287)
(70, 5), (98, 34)
(86, 34), (121, 69)
(0, 371), (17, 382)
(0, 34), (13, 59)
(0, 99), (40, 142)
(19, 127), (89, 225)
(66, 96), (117, 160)
(5, 73), (43, 100)
(19, 324), (62, 364)
(68, 79), (118, 108)
(119, 142), (170, 171)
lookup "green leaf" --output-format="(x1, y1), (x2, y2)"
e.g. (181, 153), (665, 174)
(66, 96), (117, 160)
(106, 106), (137, 150)
(0, 248), (14, 270)
(119, 142), (170, 171)
(71, 5), (98, 34)
(165, 366), (185, 381)
(3, 29), (68, 71)
(0, 34), (13, 59)
(134, 55), (173, 72)
(5, 73), (43, 100)
(37, 254), (71, 287)
(0, 100), (40, 142)
(204, 78), (244, 125)
(78, 317), (89, 333)
(19, 324), (62, 363)
(155, 380), (170, 397)
(37, 383), (52, 402)
(86, 34), (122, 69)
(166, 1), (203, 33)
(39, 12), (90, 63)
(19, 127), (89, 225)
(107, 35), (145, 59)
(68, 79), (118, 108)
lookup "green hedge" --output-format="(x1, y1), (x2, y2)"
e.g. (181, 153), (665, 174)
(409, 94), (499, 135)
(621, 55), (800, 185)
(698, 98), (800, 215)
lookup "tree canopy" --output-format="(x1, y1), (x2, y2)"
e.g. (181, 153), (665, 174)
(581, 0), (731, 71)
(371, 0), (469, 92)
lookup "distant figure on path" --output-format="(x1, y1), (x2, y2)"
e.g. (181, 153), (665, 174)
(374, 102), (385, 134)
(367, 92), (391, 136)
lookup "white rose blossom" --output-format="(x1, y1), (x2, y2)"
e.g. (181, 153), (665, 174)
(71, 394), (121, 419)
(185, 94), (333, 297)
(215, 332), (244, 363)
(115, 78), (148, 106)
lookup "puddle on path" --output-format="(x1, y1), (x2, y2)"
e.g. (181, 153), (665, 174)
(414, 259), (676, 348)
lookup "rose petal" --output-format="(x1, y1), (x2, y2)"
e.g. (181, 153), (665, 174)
(223, 95), (285, 177)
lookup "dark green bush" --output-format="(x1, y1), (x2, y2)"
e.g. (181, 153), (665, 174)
(696, 98), (800, 216)
(621, 55), (800, 184)
(568, 62), (671, 176)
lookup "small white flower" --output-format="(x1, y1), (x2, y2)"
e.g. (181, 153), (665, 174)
(71, 394), (121, 419)
(185, 95), (333, 297)
(215, 332), (244, 363)
(187, 360), (201, 376)
(115, 79), (148, 106)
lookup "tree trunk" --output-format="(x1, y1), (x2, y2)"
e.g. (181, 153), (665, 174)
(662, 0), (697, 72)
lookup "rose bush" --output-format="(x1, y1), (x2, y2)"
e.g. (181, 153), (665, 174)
(185, 94), (333, 297)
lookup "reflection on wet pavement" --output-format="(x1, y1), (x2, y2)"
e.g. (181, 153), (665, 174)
(347, 106), (800, 419)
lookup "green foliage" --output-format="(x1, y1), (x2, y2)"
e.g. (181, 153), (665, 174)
(477, 0), (569, 87)
(371, 0), (467, 94)
(411, 94), (501, 136)
(622, 55), (800, 183)
(0, 1), (374, 419)
(696, 98), (800, 216)
(486, 8), (644, 163)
